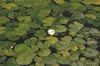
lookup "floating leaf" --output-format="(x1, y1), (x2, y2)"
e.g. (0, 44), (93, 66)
(59, 18), (69, 24)
(38, 9), (51, 18)
(5, 58), (20, 66)
(74, 37), (86, 46)
(42, 54), (57, 64)
(71, 11), (85, 20)
(34, 56), (42, 62)
(5, 49), (15, 56)
(55, 36), (73, 51)
(83, 0), (100, 5)
(38, 48), (51, 56)
(70, 3), (83, 9)
(37, 42), (44, 48)
(69, 21), (84, 36)
(23, 3), (33, 7)
(0, 56), (6, 63)
(34, 30), (47, 38)
(58, 56), (71, 64)
(31, 45), (39, 52)
(69, 52), (80, 61)
(87, 39), (97, 45)
(13, 23), (30, 36)
(85, 14), (96, 19)
(81, 48), (99, 58)
(0, 49), (6, 56)
(14, 44), (30, 56)
(3, 3), (17, 9)
(42, 17), (55, 26)
(8, 12), (14, 19)
(53, 0), (66, 4)
(71, 61), (84, 66)
(16, 54), (35, 65)
(93, 7), (100, 11)
(35, 62), (44, 66)
(56, 25), (67, 32)
(45, 36), (59, 44)
(0, 41), (15, 48)
(5, 32), (20, 41)
(15, 44), (36, 65)
(0, 27), (6, 34)
(17, 16), (32, 22)
(0, 16), (9, 25)
(24, 37), (38, 46)
(59, 50), (70, 57)
(71, 45), (79, 51)
(70, 0), (82, 3)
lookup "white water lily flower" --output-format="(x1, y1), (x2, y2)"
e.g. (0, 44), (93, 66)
(10, 46), (14, 48)
(48, 29), (55, 35)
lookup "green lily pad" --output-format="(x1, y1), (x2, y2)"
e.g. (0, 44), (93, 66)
(42, 54), (57, 64)
(42, 17), (55, 26)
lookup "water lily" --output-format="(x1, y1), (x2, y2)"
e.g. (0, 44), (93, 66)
(48, 29), (55, 35)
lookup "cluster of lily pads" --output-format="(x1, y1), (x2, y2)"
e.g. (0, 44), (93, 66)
(0, 0), (100, 66)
